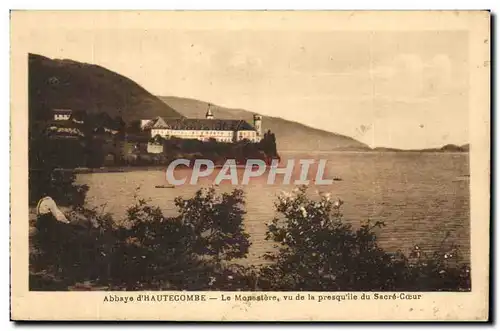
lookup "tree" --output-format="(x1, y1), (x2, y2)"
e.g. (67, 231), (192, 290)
(114, 187), (253, 290)
(173, 187), (251, 264)
(127, 120), (142, 133)
(87, 112), (114, 131)
(259, 186), (471, 291)
(258, 129), (278, 158)
(28, 126), (89, 206)
(114, 115), (126, 132)
(31, 187), (254, 290)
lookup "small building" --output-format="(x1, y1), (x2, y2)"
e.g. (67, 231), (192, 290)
(52, 109), (73, 121)
(147, 142), (164, 154)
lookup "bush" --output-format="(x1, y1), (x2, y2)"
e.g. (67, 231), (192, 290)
(259, 186), (471, 291)
(173, 187), (251, 263)
(30, 187), (254, 291)
(30, 205), (116, 289)
(29, 169), (89, 207)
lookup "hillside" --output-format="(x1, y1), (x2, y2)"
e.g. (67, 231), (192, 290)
(29, 53), (182, 122)
(159, 96), (369, 152)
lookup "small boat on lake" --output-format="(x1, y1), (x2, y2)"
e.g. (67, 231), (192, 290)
(155, 184), (175, 189)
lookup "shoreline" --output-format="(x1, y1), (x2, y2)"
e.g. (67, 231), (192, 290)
(31, 150), (469, 174)
(283, 150), (470, 154)
(70, 166), (166, 174)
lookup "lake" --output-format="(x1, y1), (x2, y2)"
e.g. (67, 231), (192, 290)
(75, 152), (470, 266)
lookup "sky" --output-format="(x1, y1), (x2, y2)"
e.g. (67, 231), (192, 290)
(26, 28), (469, 149)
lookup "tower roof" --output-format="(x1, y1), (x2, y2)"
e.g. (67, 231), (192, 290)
(206, 104), (214, 118)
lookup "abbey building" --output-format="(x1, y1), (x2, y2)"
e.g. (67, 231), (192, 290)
(141, 104), (263, 143)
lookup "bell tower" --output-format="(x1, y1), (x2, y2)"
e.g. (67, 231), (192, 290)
(205, 103), (214, 119)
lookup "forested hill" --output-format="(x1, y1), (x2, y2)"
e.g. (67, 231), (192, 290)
(29, 53), (182, 122)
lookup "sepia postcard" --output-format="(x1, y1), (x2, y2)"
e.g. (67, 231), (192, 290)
(10, 10), (490, 321)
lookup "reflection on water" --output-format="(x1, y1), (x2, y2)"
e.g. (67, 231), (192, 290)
(76, 152), (470, 266)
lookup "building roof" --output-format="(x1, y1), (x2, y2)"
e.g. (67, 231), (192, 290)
(141, 116), (162, 130)
(147, 117), (256, 131)
(151, 116), (169, 129)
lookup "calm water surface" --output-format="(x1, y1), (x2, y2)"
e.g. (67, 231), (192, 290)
(76, 152), (470, 265)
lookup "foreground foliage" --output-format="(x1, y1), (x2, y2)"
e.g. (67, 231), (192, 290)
(259, 186), (470, 291)
(30, 185), (470, 291)
(30, 187), (254, 291)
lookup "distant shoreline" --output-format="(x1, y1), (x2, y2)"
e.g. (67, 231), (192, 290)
(278, 149), (470, 154)
(31, 166), (167, 174)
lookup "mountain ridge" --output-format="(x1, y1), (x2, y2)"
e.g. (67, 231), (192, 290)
(28, 53), (467, 153)
(159, 96), (469, 153)
(159, 96), (370, 151)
